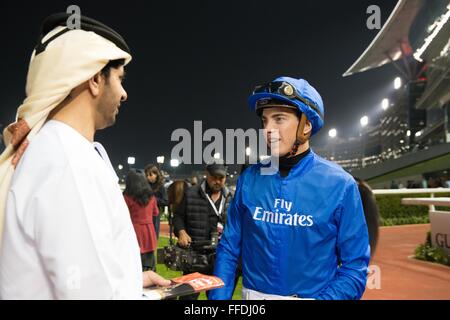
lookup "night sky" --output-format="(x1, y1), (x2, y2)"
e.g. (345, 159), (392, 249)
(0, 0), (399, 174)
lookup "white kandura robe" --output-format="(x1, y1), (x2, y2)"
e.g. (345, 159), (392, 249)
(0, 120), (142, 299)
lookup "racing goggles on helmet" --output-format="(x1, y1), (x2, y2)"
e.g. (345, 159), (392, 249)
(253, 81), (323, 119)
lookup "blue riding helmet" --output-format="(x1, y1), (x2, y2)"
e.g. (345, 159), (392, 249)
(248, 76), (324, 136)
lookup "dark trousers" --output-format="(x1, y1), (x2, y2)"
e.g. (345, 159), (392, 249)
(153, 215), (160, 239)
(141, 251), (156, 272)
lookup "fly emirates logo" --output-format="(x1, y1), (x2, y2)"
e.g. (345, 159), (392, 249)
(253, 198), (314, 227)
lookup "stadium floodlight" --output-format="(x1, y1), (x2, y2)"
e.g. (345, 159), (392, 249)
(394, 77), (402, 90)
(382, 98), (389, 110)
(360, 116), (369, 128)
(328, 128), (337, 138)
(170, 159), (180, 167)
(157, 156), (165, 164)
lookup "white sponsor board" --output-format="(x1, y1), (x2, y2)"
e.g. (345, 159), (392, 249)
(430, 210), (450, 256)
(402, 197), (450, 255)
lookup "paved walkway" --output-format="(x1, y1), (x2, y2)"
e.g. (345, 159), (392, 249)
(160, 222), (170, 238)
(363, 224), (450, 300)
(160, 222), (450, 299)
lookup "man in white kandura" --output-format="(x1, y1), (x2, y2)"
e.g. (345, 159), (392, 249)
(0, 13), (170, 299)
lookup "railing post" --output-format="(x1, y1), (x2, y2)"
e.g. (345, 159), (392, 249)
(429, 193), (435, 212)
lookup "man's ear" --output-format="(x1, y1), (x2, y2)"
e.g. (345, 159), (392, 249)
(88, 71), (104, 97)
(304, 120), (312, 135)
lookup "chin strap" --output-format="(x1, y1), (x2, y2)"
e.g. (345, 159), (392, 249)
(287, 113), (311, 158)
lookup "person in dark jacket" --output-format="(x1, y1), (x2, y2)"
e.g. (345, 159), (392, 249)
(173, 161), (233, 300)
(124, 170), (159, 272)
(355, 178), (380, 257)
(145, 164), (168, 239)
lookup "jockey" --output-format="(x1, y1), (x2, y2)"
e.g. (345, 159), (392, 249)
(209, 76), (370, 300)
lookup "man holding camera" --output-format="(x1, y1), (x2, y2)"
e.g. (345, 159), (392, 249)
(173, 161), (232, 300)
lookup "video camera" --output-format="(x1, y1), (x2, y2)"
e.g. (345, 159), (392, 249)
(157, 233), (218, 272)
